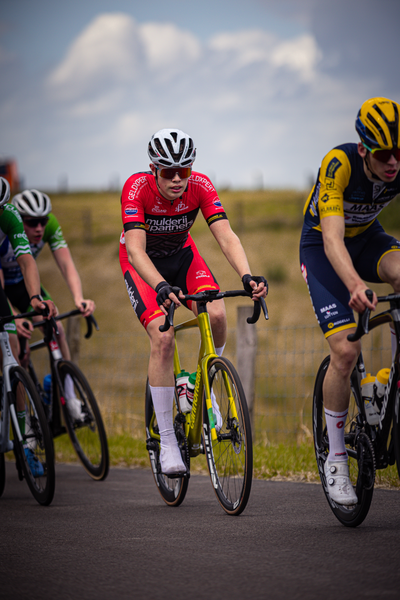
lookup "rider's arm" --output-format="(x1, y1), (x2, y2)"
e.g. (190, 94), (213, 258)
(52, 247), (95, 316)
(209, 219), (266, 299)
(320, 215), (376, 312)
(16, 253), (56, 315)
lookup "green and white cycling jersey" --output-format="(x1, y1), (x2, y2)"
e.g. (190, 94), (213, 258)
(0, 212), (68, 286)
(0, 204), (31, 258)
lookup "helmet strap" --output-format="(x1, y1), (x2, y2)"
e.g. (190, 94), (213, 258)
(364, 152), (384, 183)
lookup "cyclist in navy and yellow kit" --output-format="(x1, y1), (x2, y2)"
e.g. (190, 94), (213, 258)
(300, 97), (400, 505)
(120, 128), (267, 476)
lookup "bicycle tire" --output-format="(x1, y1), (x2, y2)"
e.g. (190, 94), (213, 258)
(145, 380), (189, 507)
(10, 366), (55, 505)
(313, 356), (375, 527)
(393, 389), (400, 481)
(0, 452), (5, 498)
(57, 361), (109, 481)
(203, 357), (253, 516)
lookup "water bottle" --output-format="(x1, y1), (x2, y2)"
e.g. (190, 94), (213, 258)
(361, 373), (380, 425)
(176, 370), (190, 412)
(185, 372), (197, 410)
(375, 368), (390, 399)
(43, 374), (52, 406)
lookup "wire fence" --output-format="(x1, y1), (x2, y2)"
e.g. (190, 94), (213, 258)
(30, 322), (392, 445)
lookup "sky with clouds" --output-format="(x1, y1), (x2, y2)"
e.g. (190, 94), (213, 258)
(1, 0), (399, 191)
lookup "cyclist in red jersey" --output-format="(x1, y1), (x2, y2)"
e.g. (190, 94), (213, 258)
(120, 128), (267, 475)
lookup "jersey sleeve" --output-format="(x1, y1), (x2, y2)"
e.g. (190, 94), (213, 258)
(121, 173), (149, 232)
(43, 213), (68, 252)
(190, 173), (228, 226)
(0, 205), (31, 257)
(318, 149), (351, 220)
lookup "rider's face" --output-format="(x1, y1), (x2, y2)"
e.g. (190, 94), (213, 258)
(23, 219), (47, 244)
(358, 143), (400, 182)
(150, 164), (190, 201)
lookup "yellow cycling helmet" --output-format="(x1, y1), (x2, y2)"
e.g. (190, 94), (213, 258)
(355, 97), (400, 150)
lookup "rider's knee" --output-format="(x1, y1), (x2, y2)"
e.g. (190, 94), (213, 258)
(330, 339), (360, 376)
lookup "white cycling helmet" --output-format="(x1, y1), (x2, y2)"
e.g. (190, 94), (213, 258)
(148, 128), (196, 168)
(12, 189), (52, 217)
(0, 177), (11, 207)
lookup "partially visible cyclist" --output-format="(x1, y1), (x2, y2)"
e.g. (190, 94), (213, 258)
(300, 97), (400, 505)
(120, 128), (268, 475)
(0, 188), (95, 420)
(0, 177), (56, 475)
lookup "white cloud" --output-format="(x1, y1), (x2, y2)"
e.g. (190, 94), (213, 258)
(4, 10), (395, 191)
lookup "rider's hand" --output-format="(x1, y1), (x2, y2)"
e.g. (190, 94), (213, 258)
(77, 299), (96, 317)
(15, 318), (33, 339)
(155, 281), (182, 314)
(242, 274), (268, 299)
(31, 297), (57, 318)
(349, 286), (377, 313)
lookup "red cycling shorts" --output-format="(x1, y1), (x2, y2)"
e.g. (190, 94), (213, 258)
(119, 233), (219, 329)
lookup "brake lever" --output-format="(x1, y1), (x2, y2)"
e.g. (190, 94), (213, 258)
(158, 286), (181, 332)
(347, 289), (373, 342)
(246, 296), (269, 324)
(84, 314), (99, 339)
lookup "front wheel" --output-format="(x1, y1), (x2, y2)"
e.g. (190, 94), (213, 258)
(145, 380), (189, 507)
(57, 361), (109, 481)
(313, 356), (375, 527)
(203, 357), (253, 516)
(10, 366), (55, 505)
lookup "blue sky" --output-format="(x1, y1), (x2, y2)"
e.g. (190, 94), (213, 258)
(1, 0), (399, 191)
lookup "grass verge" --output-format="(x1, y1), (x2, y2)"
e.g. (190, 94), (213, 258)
(51, 435), (400, 489)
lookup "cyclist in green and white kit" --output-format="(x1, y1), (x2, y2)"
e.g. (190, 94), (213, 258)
(0, 189), (95, 421)
(0, 178), (56, 476)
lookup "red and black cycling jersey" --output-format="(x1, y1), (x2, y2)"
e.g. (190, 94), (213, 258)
(121, 171), (228, 259)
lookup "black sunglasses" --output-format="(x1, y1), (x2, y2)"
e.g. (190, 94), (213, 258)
(23, 217), (49, 227)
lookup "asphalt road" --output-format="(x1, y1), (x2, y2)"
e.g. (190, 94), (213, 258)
(1, 463), (399, 600)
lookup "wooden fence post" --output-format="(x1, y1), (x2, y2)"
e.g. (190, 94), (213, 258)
(67, 316), (81, 364)
(236, 306), (257, 434)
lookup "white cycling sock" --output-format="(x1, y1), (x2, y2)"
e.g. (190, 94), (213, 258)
(64, 374), (75, 399)
(149, 385), (175, 445)
(215, 344), (226, 357)
(324, 408), (348, 462)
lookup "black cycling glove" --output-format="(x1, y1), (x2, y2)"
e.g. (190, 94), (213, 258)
(242, 274), (268, 295)
(155, 281), (179, 306)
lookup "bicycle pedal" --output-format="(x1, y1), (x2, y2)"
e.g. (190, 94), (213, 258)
(146, 438), (159, 452)
(175, 413), (186, 424)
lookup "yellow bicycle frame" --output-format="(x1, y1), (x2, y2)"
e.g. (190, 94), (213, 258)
(173, 308), (239, 454)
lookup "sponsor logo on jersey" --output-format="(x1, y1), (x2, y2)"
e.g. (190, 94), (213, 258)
(191, 175), (215, 192)
(151, 200), (167, 214)
(127, 175), (148, 200)
(321, 194), (329, 203)
(325, 158), (342, 179)
(213, 200), (223, 208)
(125, 206), (138, 217)
(323, 310), (338, 319)
(175, 201), (188, 213)
(320, 304), (337, 313)
(146, 215), (193, 232)
(195, 270), (209, 279)
(124, 280), (139, 314)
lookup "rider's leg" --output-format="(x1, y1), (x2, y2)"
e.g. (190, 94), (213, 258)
(147, 317), (186, 474)
(324, 329), (361, 461)
(379, 251), (400, 360)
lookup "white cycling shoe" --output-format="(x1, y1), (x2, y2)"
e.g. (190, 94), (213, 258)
(66, 397), (84, 422)
(324, 461), (358, 506)
(160, 442), (186, 476)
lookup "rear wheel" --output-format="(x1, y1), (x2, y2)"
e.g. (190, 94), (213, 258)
(203, 358), (253, 516)
(393, 389), (400, 481)
(145, 380), (189, 507)
(0, 452), (5, 498)
(57, 361), (109, 481)
(10, 366), (55, 505)
(313, 356), (375, 527)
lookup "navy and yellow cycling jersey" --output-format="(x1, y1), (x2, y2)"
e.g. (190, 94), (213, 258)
(303, 143), (400, 237)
